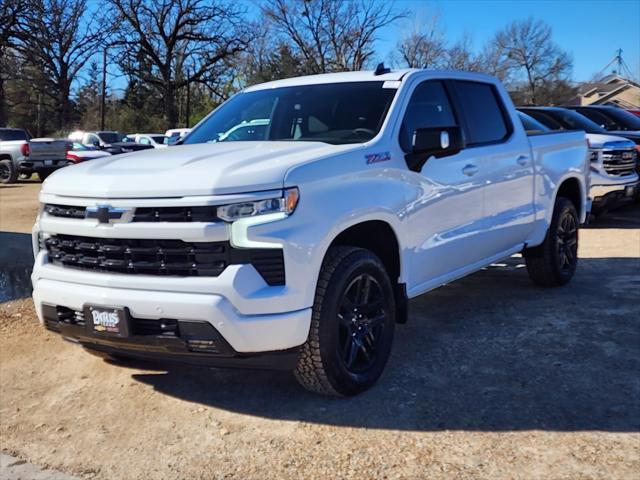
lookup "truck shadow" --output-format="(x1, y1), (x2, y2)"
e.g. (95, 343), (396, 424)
(0, 232), (34, 302)
(132, 254), (640, 432)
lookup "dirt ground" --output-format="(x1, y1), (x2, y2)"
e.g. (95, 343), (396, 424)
(1, 182), (639, 480)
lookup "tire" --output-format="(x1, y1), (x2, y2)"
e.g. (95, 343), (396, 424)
(0, 159), (18, 184)
(37, 170), (51, 182)
(524, 197), (579, 287)
(294, 246), (396, 396)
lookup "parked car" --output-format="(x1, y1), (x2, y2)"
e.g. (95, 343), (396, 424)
(164, 128), (191, 145)
(218, 119), (269, 142)
(568, 105), (640, 133)
(67, 131), (154, 155)
(33, 69), (589, 396)
(68, 130), (125, 148)
(66, 143), (112, 163)
(519, 107), (639, 211)
(124, 133), (168, 148)
(0, 127), (70, 183)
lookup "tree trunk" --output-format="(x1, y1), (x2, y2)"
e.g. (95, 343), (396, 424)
(0, 75), (6, 127)
(163, 81), (177, 129)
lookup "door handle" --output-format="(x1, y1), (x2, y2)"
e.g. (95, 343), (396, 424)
(462, 164), (479, 176)
(516, 155), (530, 166)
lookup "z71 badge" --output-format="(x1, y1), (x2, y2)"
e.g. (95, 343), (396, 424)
(365, 152), (391, 164)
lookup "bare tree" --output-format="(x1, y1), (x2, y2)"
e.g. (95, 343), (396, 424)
(108, 0), (251, 128)
(16, 0), (109, 129)
(0, 0), (30, 126)
(442, 34), (482, 72)
(492, 17), (572, 104)
(263, 0), (406, 73)
(395, 15), (446, 69)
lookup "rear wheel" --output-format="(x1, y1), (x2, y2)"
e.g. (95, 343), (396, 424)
(524, 197), (579, 286)
(294, 246), (396, 396)
(0, 159), (17, 184)
(37, 170), (52, 182)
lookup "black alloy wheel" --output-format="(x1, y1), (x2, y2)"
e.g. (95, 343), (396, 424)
(337, 273), (388, 374)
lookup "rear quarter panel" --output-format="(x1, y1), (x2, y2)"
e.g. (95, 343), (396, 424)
(526, 131), (589, 246)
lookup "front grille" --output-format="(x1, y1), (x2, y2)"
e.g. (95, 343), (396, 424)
(45, 235), (227, 276)
(133, 206), (218, 222)
(45, 204), (87, 219)
(602, 149), (637, 176)
(44, 234), (285, 285)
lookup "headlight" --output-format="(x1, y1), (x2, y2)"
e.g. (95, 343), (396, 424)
(217, 188), (299, 222)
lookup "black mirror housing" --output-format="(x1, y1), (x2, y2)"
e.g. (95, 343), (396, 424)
(405, 126), (465, 172)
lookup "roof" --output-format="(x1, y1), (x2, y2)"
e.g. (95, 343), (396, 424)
(243, 69), (417, 92)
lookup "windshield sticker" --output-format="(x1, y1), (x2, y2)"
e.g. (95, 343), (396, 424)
(366, 152), (391, 164)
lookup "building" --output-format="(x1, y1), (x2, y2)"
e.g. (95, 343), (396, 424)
(572, 74), (640, 108)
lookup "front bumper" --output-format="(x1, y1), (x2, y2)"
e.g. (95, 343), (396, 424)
(589, 179), (638, 210)
(39, 303), (301, 370)
(32, 275), (311, 355)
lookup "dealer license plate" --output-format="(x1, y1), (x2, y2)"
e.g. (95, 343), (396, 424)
(84, 306), (130, 337)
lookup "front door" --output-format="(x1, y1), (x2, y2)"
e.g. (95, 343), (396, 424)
(400, 80), (487, 295)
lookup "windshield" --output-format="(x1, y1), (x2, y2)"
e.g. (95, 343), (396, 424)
(518, 112), (549, 133)
(0, 129), (29, 141)
(602, 108), (640, 130)
(522, 109), (605, 134)
(98, 132), (124, 143)
(184, 82), (396, 146)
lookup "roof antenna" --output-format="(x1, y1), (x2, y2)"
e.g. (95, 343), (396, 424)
(374, 62), (391, 76)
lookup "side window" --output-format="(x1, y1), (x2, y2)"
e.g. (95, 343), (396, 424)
(400, 81), (456, 152)
(453, 81), (511, 145)
(139, 137), (151, 145)
(579, 109), (618, 130)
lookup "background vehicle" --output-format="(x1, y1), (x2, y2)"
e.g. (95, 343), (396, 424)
(218, 119), (269, 142)
(519, 107), (639, 210)
(66, 143), (112, 163)
(164, 128), (191, 145)
(124, 133), (168, 148)
(33, 70), (589, 396)
(68, 130), (125, 148)
(568, 105), (640, 133)
(0, 128), (70, 183)
(68, 130), (154, 155)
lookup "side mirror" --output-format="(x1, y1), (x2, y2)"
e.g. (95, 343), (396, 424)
(405, 126), (465, 172)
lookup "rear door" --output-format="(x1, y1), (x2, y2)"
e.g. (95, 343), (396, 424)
(449, 80), (535, 256)
(402, 80), (487, 291)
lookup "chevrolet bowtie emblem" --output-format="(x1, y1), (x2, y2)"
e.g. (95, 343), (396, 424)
(86, 205), (128, 223)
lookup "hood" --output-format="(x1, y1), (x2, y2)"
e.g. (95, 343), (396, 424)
(607, 130), (640, 144)
(42, 141), (357, 198)
(586, 133), (636, 150)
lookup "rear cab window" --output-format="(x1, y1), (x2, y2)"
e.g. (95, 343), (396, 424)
(451, 81), (512, 146)
(0, 129), (29, 141)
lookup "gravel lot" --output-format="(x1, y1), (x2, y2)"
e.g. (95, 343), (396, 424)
(1, 182), (639, 480)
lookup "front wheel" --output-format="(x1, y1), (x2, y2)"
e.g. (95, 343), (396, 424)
(294, 246), (396, 396)
(524, 197), (579, 286)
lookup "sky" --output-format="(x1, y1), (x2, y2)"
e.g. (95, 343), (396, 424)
(377, 0), (640, 81)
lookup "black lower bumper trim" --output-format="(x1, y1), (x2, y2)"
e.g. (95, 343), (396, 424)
(42, 304), (300, 370)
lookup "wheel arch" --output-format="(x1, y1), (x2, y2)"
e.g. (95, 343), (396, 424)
(325, 219), (408, 323)
(556, 176), (584, 220)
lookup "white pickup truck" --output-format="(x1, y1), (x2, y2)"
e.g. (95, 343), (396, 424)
(32, 69), (590, 396)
